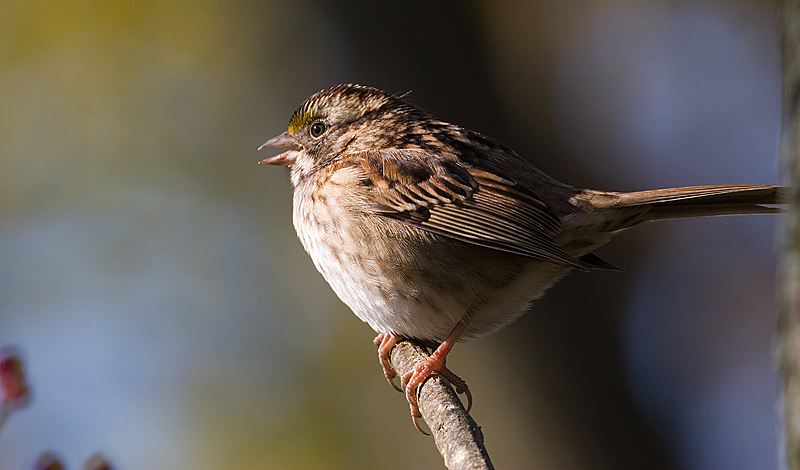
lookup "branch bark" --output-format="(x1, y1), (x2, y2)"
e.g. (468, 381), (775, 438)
(780, 0), (800, 468)
(389, 340), (494, 470)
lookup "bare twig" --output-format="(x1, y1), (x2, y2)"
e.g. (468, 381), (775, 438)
(0, 408), (9, 435)
(389, 340), (494, 470)
(780, 0), (800, 467)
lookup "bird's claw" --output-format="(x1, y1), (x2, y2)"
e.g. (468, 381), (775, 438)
(374, 333), (473, 434)
(374, 333), (403, 392)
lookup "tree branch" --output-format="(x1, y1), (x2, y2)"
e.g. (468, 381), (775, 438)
(780, 0), (800, 468)
(389, 340), (494, 470)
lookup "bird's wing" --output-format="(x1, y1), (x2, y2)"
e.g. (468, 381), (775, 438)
(345, 148), (588, 269)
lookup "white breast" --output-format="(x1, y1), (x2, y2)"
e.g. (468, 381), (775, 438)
(291, 175), (574, 342)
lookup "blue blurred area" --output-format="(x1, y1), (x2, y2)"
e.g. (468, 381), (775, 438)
(0, 1), (783, 469)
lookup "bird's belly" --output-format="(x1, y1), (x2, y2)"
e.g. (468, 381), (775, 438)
(294, 200), (572, 341)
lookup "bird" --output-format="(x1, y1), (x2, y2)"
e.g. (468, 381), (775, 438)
(258, 83), (783, 430)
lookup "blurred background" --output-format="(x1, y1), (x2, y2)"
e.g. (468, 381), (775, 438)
(0, 0), (783, 468)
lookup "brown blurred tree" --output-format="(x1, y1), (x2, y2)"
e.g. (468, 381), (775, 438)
(780, 0), (800, 468)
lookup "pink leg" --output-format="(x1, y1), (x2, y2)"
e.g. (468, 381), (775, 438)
(373, 332), (403, 392)
(374, 323), (474, 433)
(399, 320), (473, 431)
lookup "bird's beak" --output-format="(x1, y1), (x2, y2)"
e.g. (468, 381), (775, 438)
(258, 131), (300, 166)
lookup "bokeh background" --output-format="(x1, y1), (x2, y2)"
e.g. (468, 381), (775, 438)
(0, 0), (783, 468)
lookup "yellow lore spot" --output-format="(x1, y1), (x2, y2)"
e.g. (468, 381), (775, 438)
(288, 112), (313, 133)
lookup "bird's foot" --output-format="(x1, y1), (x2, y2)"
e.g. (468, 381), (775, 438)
(373, 332), (403, 392)
(399, 349), (473, 433)
(374, 332), (473, 433)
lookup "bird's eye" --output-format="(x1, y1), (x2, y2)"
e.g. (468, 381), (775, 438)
(309, 121), (327, 138)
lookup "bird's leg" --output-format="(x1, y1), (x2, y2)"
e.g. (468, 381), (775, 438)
(400, 317), (474, 431)
(374, 317), (475, 433)
(373, 332), (403, 392)
(415, 338), (471, 405)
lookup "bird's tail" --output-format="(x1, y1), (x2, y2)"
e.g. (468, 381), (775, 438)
(572, 184), (785, 232)
(619, 184), (784, 220)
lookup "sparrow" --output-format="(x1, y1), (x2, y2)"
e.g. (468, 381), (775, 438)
(259, 83), (783, 429)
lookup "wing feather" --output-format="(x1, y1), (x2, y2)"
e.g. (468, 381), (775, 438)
(348, 148), (587, 269)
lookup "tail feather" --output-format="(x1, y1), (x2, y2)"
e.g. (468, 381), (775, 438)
(618, 184), (782, 205)
(560, 184), (784, 269)
(617, 184), (785, 221)
(571, 184), (785, 233)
